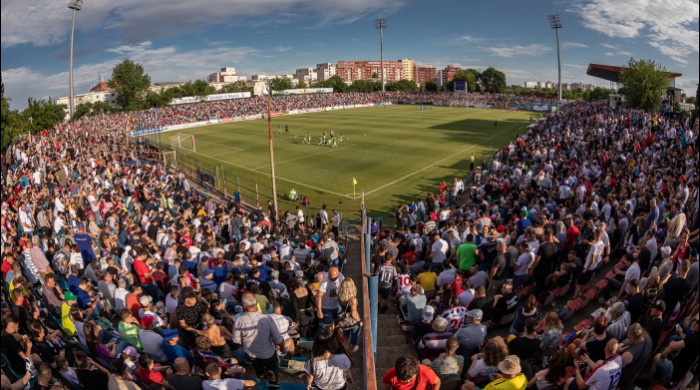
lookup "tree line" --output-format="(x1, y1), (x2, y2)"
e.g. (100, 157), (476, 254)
(3, 57), (696, 151)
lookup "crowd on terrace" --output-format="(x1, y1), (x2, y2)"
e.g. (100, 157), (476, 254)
(0, 92), (697, 390)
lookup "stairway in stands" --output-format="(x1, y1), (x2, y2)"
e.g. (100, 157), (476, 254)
(373, 281), (417, 383)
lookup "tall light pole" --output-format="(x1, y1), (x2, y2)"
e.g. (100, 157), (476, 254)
(68, 0), (83, 119)
(375, 18), (386, 93)
(266, 79), (279, 218)
(548, 14), (562, 103)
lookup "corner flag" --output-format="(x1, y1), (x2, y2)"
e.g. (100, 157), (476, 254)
(352, 177), (358, 198)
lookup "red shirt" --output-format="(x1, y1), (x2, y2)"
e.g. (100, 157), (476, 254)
(382, 364), (439, 390)
(137, 365), (165, 385)
(564, 226), (580, 249)
(133, 259), (154, 284)
(126, 293), (142, 319)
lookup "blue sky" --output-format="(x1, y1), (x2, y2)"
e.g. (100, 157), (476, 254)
(2, 0), (698, 110)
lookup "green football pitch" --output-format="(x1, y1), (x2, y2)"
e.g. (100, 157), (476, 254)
(162, 105), (537, 218)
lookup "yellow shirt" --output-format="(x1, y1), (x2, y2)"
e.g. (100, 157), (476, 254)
(482, 373), (527, 390)
(416, 271), (437, 291)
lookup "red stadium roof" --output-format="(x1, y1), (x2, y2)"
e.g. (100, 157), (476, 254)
(586, 63), (682, 83)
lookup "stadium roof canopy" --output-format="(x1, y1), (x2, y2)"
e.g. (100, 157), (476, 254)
(586, 64), (682, 83)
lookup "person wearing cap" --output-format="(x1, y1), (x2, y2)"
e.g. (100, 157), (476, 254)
(161, 328), (193, 364)
(139, 315), (166, 363)
(382, 355), (441, 390)
(454, 308), (486, 357)
(644, 300), (665, 350)
(417, 316), (453, 360)
(464, 352), (526, 390)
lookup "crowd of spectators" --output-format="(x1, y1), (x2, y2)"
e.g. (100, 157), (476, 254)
(1, 94), (363, 389)
(0, 91), (698, 390)
(376, 103), (698, 389)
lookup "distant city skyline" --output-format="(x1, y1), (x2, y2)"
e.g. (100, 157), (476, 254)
(2, 0), (698, 110)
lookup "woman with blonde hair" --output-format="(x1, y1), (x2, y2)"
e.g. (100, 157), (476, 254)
(540, 311), (563, 358)
(336, 278), (363, 353)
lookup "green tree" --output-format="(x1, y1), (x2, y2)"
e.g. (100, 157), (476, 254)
(1, 78), (23, 149)
(71, 101), (118, 120)
(423, 81), (438, 92)
(220, 81), (252, 94)
(325, 75), (349, 93)
(619, 58), (669, 111)
(21, 97), (66, 133)
(109, 59), (151, 111)
(296, 80), (308, 89)
(349, 79), (379, 92)
(479, 67), (506, 93)
(464, 69), (481, 92)
(269, 77), (294, 92)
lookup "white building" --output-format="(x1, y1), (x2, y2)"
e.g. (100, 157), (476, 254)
(315, 63), (337, 81)
(56, 90), (117, 121)
(207, 67), (246, 83)
(294, 68), (317, 83)
(524, 81), (538, 88)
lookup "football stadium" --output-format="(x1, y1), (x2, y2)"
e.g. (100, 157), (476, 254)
(1, 2), (699, 390)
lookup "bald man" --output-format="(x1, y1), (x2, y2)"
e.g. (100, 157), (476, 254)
(317, 266), (344, 325)
(166, 357), (203, 390)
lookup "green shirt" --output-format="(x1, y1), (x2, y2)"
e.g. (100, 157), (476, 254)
(119, 321), (142, 351)
(456, 242), (477, 272)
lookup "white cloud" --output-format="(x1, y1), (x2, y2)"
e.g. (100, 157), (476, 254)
(562, 42), (588, 48)
(571, 0), (699, 63)
(455, 35), (483, 43)
(1, 0), (405, 48)
(600, 43), (617, 49)
(275, 46), (292, 52)
(2, 42), (261, 110)
(480, 44), (551, 58)
(604, 52), (615, 56)
(617, 51), (633, 56)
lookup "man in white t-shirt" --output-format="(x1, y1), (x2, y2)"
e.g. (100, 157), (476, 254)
(574, 228), (605, 299)
(317, 266), (344, 325)
(429, 233), (449, 273)
(567, 338), (621, 390)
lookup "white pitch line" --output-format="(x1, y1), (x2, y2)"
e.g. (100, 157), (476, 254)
(202, 154), (353, 199)
(252, 143), (355, 170)
(363, 127), (513, 197)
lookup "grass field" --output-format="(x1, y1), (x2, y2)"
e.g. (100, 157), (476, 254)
(162, 105), (537, 218)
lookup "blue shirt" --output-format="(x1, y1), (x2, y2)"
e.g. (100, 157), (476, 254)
(162, 341), (193, 363)
(73, 233), (96, 266)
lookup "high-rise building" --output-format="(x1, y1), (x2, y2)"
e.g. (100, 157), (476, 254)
(207, 67), (246, 83)
(441, 64), (461, 86)
(294, 68), (317, 83)
(315, 63), (337, 81)
(416, 65), (439, 86)
(336, 60), (402, 82)
(399, 59), (416, 82)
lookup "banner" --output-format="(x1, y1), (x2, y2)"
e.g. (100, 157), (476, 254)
(169, 92), (251, 105)
(273, 88), (333, 95)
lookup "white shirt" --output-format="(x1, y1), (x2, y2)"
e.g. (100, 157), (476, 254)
(515, 252), (534, 276)
(585, 355), (622, 390)
(165, 293), (179, 314)
(584, 240), (605, 271)
(431, 239), (449, 263)
(202, 378), (247, 390)
(318, 274), (344, 309)
(114, 287), (129, 310)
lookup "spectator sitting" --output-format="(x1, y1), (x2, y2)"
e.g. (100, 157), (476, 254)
(417, 316), (452, 360)
(528, 349), (567, 390)
(605, 301), (631, 341)
(464, 355), (527, 390)
(381, 355), (441, 390)
(202, 361), (257, 390)
(118, 308), (143, 352)
(161, 329), (193, 364)
(507, 318), (541, 365)
(454, 308), (487, 358)
(137, 353), (172, 386)
(108, 358), (141, 390)
(424, 336), (463, 389)
(650, 313), (699, 384)
(466, 336), (508, 383)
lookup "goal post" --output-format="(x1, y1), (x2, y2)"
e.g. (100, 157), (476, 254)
(169, 133), (196, 154)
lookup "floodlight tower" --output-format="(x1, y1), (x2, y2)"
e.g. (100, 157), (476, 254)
(68, 0), (83, 119)
(548, 14), (563, 103)
(375, 18), (386, 93)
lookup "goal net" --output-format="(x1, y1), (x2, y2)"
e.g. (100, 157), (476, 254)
(169, 133), (196, 154)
